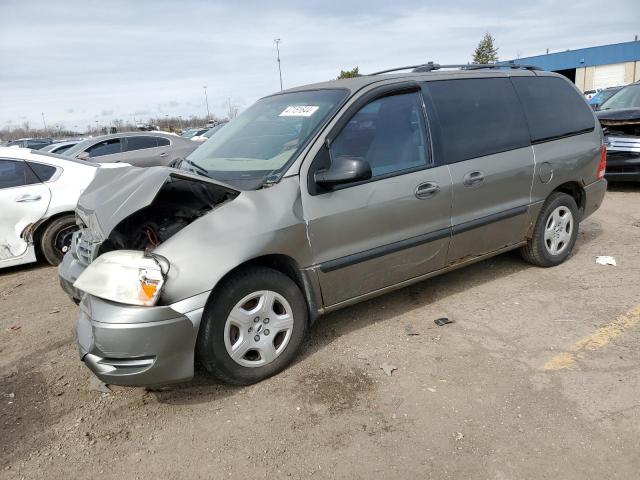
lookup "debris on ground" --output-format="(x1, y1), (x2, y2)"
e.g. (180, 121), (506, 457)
(88, 375), (111, 394)
(380, 363), (397, 377)
(595, 256), (617, 266)
(48, 309), (60, 314)
(454, 431), (464, 441)
(404, 325), (420, 335)
(6, 325), (21, 332)
(434, 317), (454, 327)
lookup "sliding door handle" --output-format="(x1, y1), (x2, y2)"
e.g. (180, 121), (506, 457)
(463, 171), (484, 186)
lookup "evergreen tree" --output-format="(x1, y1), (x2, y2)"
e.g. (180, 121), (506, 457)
(473, 33), (499, 64)
(337, 67), (360, 79)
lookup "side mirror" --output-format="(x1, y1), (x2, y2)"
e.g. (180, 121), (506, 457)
(77, 151), (90, 161)
(314, 155), (372, 188)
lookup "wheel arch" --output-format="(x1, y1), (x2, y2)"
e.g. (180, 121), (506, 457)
(552, 181), (585, 216)
(31, 211), (76, 257)
(207, 254), (322, 325)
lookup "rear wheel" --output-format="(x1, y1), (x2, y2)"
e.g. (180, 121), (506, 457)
(520, 192), (579, 267)
(40, 215), (77, 266)
(197, 267), (308, 385)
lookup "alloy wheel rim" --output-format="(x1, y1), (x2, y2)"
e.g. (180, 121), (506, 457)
(544, 206), (573, 255)
(224, 290), (294, 368)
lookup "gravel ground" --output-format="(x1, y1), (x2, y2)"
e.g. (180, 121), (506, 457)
(1, 184), (639, 480)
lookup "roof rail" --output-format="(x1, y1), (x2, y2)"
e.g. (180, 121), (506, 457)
(369, 62), (541, 75)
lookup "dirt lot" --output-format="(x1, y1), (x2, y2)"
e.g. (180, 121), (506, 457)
(1, 185), (639, 480)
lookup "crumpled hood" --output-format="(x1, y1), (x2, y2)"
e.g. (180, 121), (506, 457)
(76, 165), (238, 239)
(596, 108), (640, 124)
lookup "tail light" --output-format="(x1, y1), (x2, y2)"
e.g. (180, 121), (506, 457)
(597, 144), (606, 179)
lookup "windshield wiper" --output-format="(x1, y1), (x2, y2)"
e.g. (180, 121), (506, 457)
(181, 158), (213, 179)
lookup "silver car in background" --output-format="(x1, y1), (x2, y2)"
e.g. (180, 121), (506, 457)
(59, 64), (607, 387)
(63, 131), (198, 167)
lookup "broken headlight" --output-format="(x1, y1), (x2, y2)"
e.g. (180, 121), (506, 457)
(73, 250), (168, 306)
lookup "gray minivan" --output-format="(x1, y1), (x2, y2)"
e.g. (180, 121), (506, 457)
(59, 64), (607, 386)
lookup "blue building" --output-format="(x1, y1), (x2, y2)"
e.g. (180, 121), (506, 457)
(506, 40), (640, 92)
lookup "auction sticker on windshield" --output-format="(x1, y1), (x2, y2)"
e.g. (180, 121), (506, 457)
(279, 106), (319, 117)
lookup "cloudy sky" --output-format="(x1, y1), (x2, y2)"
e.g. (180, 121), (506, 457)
(1, 0), (638, 131)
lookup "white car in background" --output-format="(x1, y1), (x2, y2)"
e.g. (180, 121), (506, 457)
(0, 147), (112, 269)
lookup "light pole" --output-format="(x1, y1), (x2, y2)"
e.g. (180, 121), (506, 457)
(274, 38), (283, 91)
(178, 115), (183, 130)
(41, 112), (47, 133)
(203, 85), (210, 122)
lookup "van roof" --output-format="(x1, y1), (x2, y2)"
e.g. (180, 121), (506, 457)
(282, 66), (559, 95)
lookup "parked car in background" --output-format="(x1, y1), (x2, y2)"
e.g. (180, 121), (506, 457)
(596, 81), (640, 181)
(59, 65), (606, 388)
(62, 132), (198, 167)
(0, 147), (103, 268)
(181, 127), (209, 139)
(589, 86), (624, 110)
(584, 89), (600, 101)
(190, 122), (228, 142)
(6, 138), (53, 150)
(40, 140), (80, 155)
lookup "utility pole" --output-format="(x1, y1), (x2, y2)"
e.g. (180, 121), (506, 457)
(274, 38), (283, 91)
(203, 85), (210, 122)
(41, 112), (47, 133)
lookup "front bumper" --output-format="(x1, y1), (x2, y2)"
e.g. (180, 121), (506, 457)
(604, 151), (640, 181)
(58, 252), (85, 304)
(581, 178), (607, 221)
(76, 294), (201, 386)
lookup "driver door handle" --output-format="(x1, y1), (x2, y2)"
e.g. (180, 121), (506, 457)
(15, 194), (42, 202)
(415, 182), (440, 199)
(463, 171), (485, 186)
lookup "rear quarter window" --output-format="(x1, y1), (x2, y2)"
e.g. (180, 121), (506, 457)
(511, 76), (595, 143)
(423, 78), (530, 164)
(27, 161), (57, 181)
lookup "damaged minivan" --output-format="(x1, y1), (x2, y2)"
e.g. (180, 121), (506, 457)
(59, 64), (607, 386)
(596, 81), (640, 181)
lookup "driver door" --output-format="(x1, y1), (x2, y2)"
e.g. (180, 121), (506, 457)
(0, 159), (51, 266)
(301, 86), (452, 307)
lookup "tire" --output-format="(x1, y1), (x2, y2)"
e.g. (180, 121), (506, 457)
(197, 267), (308, 385)
(520, 192), (579, 267)
(40, 215), (78, 266)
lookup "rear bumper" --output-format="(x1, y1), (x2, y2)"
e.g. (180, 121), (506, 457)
(582, 178), (607, 221)
(76, 295), (200, 387)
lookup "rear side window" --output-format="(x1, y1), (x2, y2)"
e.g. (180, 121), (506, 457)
(0, 160), (41, 189)
(125, 136), (159, 152)
(87, 138), (122, 157)
(424, 78), (530, 164)
(512, 76), (595, 143)
(27, 162), (57, 181)
(157, 137), (170, 146)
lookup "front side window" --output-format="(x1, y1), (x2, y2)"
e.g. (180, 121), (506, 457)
(425, 78), (530, 164)
(0, 160), (40, 189)
(124, 136), (159, 152)
(86, 138), (123, 157)
(330, 92), (428, 177)
(185, 89), (348, 188)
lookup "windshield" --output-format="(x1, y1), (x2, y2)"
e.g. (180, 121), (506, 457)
(184, 89), (348, 189)
(600, 84), (640, 110)
(63, 138), (94, 157)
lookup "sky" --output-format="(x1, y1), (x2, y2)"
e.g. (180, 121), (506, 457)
(1, 0), (638, 131)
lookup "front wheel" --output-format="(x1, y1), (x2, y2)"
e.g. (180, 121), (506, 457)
(520, 192), (579, 267)
(197, 267), (308, 385)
